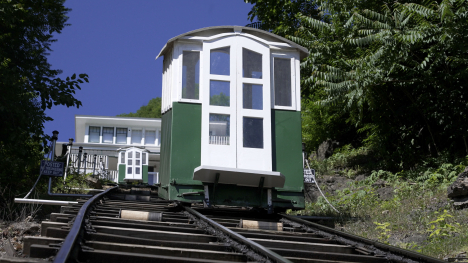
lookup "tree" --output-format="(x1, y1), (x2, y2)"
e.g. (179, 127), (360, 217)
(118, 97), (162, 118)
(247, 0), (468, 169)
(0, 0), (88, 209)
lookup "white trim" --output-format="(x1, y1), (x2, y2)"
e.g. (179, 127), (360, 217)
(175, 41), (203, 104)
(180, 32), (295, 49)
(270, 52), (299, 111)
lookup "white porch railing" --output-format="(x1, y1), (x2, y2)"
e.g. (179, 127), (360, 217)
(209, 136), (230, 145)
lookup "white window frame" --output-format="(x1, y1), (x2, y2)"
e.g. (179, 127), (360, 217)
(102, 127), (114, 144)
(176, 41), (203, 104)
(270, 52), (298, 111)
(125, 149), (143, 180)
(88, 126), (101, 143)
(116, 127), (128, 145)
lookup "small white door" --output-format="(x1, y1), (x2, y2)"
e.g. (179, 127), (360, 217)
(201, 35), (272, 171)
(126, 149), (142, 180)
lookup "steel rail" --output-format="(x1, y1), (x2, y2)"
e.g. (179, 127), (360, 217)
(53, 186), (118, 263)
(282, 214), (446, 263)
(184, 206), (293, 263)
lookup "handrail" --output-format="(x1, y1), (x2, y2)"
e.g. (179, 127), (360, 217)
(53, 186), (118, 263)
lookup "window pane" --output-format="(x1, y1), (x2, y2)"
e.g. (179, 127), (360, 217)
(127, 167), (132, 174)
(142, 153), (147, 165)
(210, 47), (230, 76)
(102, 127), (113, 143)
(182, 51), (200, 100)
(243, 84), (263, 110)
(210, 81), (230, 106)
(274, 58), (292, 106)
(116, 128), (127, 144)
(145, 130), (156, 145)
(120, 152), (124, 163)
(89, 126), (100, 143)
(136, 160), (140, 166)
(243, 49), (262, 79)
(243, 117), (263, 148)
(131, 130), (142, 144)
(136, 152), (140, 158)
(209, 114), (230, 145)
(136, 167), (140, 174)
(128, 159), (132, 165)
(128, 151), (132, 158)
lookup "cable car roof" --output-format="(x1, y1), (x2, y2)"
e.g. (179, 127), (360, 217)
(156, 26), (309, 60)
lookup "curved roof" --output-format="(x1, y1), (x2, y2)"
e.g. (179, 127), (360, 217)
(156, 26), (309, 60)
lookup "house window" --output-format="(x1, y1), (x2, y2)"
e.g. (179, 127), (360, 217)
(102, 127), (114, 143)
(131, 130), (142, 144)
(274, 58), (292, 107)
(145, 130), (156, 145)
(89, 126), (100, 143)
(182, 51), (200, 100)
(116, 128), (127, 144)
(120, 152), (125, 163)
(142, 152), (147, 165)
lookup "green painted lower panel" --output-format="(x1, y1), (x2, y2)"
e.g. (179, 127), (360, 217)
(159, 109), (173, 200)
(142, 165), (148, 184)
(118, 164), (126, 183)
(159, 102), (202, 200)
(272, 110), (304, 193)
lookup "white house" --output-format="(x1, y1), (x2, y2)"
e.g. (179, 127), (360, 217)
(55, 115), (161, 184)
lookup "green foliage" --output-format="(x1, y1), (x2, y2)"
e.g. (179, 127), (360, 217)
(427, 210), (460, 239)
(374, 222), (391, 244)
(248, 0), (468, 170)
(0, 0), (88, 199)
(118, 97), (162, 118)
(308, 145), (372, 177)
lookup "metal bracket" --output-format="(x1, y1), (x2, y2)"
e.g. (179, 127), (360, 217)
(204, 185), (210, 208)
(212, 173), (220, 203)
(258, 177), (265, 206)
(267, 189), (273, 214)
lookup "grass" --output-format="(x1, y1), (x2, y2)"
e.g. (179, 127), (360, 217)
(299, 146), (468, 259)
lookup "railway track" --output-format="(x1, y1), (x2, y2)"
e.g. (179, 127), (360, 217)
(15, 186), (446, 263)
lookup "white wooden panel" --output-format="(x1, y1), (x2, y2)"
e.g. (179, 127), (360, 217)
(201, 36), (238, 169)
(236, 36), (272, 171)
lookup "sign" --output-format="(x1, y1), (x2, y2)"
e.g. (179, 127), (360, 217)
(304, 168), (315, 183)
(40, 161), (64, 177)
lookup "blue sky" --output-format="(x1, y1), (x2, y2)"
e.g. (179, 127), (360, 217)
(45, 0), (254, 142)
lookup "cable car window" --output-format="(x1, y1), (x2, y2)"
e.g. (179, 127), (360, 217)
(210, 47), (230, 76)
(274, 58), (292, 107)
(209, 114), (230, 145)
(243, 48), (262, 79)
(182, 51), (200, 100)
(243, 117), (263, 148)
(210, 80), (230, 106)
(243, 84), (263, 110)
